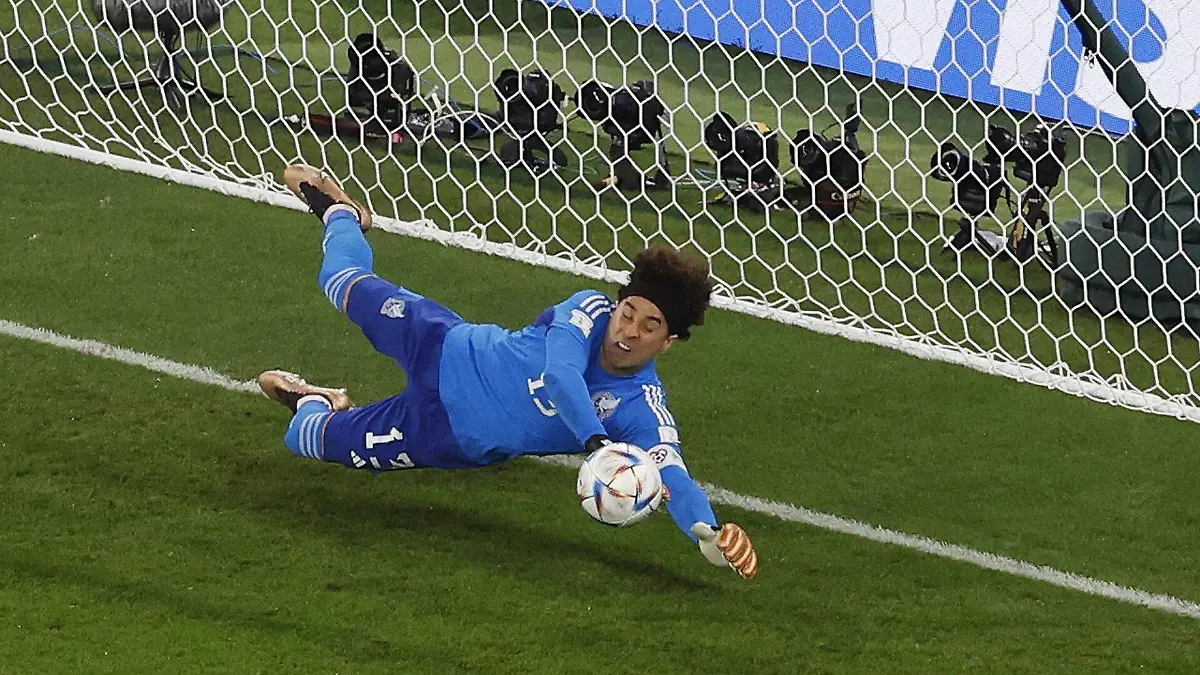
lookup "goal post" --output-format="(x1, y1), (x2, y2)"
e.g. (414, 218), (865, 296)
(1, 0), (1198, 422)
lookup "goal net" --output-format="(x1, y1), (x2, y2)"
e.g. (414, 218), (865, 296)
(2, 0), (1198, 422)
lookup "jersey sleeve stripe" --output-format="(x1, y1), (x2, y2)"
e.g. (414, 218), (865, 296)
(317, 414), (333, 460)
(641, 385), (664, 424)
(657, 389), (676, 426)
(325, 268), (377, 311)
(311, 414), (328, 459)
(297, 415), (312, 457)
(643, 384), (676, 427)
(300, 412), (332, 460)
(641, 384), (669, 426)
(323, 267), (359, 302)
(581, 294), (609, 311)
(299, 414), (320, 460)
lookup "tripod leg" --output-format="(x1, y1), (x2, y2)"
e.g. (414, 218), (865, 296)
(170, 53), (224, 102)
(97, 77), (160, 94)
(944, 216), (976, 252)
(92, 51), (164, 96)
(164, 82), (187, 111)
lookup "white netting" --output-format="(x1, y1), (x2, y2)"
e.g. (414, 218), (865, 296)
(2, 0), (1198, 421)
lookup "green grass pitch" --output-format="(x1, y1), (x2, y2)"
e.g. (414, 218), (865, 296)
(2, 139), (1200, 673)
(3, 0), (1200, 671)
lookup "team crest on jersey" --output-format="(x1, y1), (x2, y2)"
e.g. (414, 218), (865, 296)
(380, 297), (407, 319)
(592, 391), (621, 420)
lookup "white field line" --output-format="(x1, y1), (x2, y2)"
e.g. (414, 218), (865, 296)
(2, 318), (1198, 620)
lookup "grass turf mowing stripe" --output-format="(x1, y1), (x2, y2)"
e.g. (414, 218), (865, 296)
(5, 317), (1200, 621)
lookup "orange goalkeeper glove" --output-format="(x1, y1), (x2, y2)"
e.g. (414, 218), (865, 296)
(691, 522), (759, 579)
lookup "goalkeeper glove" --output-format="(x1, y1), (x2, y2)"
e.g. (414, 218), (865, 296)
(691, 522), (759, 579)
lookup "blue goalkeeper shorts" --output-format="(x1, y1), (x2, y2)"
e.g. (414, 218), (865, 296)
(305, 274), (488, 470)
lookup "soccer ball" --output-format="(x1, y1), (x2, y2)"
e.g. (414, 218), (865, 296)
(576, 443), (664, 527)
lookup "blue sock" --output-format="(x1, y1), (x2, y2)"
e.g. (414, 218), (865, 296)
(319, 208), (375, 309)
(284, 400), (335, 460)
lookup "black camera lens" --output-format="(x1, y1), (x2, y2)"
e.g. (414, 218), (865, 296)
(941, 149), (961, 177)
(576, 81), (611, 122)
(930, 143), (966, 181)
(790, 129), (818, 168)
(704, 113), (735, 157)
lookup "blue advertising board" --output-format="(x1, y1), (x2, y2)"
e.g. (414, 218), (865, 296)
(531, 0), (1200, 135)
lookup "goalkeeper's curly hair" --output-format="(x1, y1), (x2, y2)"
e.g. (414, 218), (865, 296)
(620, 247), (716, 340)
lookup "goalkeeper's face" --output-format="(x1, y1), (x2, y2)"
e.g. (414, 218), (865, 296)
(602, 296), (675, 374)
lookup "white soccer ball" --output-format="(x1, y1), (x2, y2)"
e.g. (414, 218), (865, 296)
(576, 443), (664, 527)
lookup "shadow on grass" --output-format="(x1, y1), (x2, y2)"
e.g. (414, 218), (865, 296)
(56, 434), (719, 595)
(0, 546), (465, 666)
(236, 471), (717, 593)
(0, 440), (720, 667)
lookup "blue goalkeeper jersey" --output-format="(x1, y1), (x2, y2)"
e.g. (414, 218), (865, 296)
(437, 289), (718, 538)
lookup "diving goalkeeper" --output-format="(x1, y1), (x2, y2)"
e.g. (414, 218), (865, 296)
(258, 164), (759, 579)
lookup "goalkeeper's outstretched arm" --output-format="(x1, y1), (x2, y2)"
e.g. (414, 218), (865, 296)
(646, 443), (760, 579)
(660, 463), (717, 537)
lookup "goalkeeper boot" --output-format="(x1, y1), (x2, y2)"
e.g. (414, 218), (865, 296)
(282, 163), (373, 231)
(257, 370), (352, 413)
